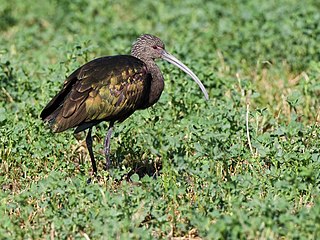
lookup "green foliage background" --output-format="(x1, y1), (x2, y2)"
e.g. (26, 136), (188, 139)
(1, 0), (320, 238)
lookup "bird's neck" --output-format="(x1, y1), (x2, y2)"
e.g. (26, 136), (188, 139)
(143, 60), (165, 108)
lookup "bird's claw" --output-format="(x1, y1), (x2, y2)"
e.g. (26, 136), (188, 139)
(86, 172), (101, 184)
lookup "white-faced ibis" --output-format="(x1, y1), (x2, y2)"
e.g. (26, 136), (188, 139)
(41, 34), (208, 176)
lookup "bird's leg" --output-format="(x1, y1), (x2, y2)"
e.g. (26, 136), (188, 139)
(86, 127), (97, 176)
(104, 121), (114, 170)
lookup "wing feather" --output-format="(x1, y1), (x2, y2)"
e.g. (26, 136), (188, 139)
(41, 55), (150, 133)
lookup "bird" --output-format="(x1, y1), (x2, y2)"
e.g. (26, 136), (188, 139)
(40, 34), (209, 176)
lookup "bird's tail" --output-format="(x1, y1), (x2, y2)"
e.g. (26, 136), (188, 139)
(42, 105), (64, 133)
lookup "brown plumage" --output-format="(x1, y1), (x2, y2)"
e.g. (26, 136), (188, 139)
(41, 34), (208, 176)
(41, 56), (151, 133)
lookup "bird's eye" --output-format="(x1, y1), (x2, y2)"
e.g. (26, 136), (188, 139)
(152, 46), (158, 49)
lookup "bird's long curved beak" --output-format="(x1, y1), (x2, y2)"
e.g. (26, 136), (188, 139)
(161, 50), (209, 100)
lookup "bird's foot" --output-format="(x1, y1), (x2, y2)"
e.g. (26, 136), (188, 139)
(86, 177), (93, 184)
(103, 157), (111, 171)
(86, 172), (100, 184)
(103, 165), (110, 171)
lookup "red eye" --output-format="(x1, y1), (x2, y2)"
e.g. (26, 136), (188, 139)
(152, 46), (158, 49)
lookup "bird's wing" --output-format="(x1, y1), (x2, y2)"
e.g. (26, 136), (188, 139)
(41, 55), (150, 133)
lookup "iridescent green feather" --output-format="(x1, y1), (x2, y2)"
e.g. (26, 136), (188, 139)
(40, 55), (150, 133)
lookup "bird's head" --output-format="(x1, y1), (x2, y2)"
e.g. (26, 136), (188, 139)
(131, 34), (209, 100)
(131, 34), (166, 60)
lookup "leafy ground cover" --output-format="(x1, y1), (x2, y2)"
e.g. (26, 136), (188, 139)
(0, 0), (320, 239)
